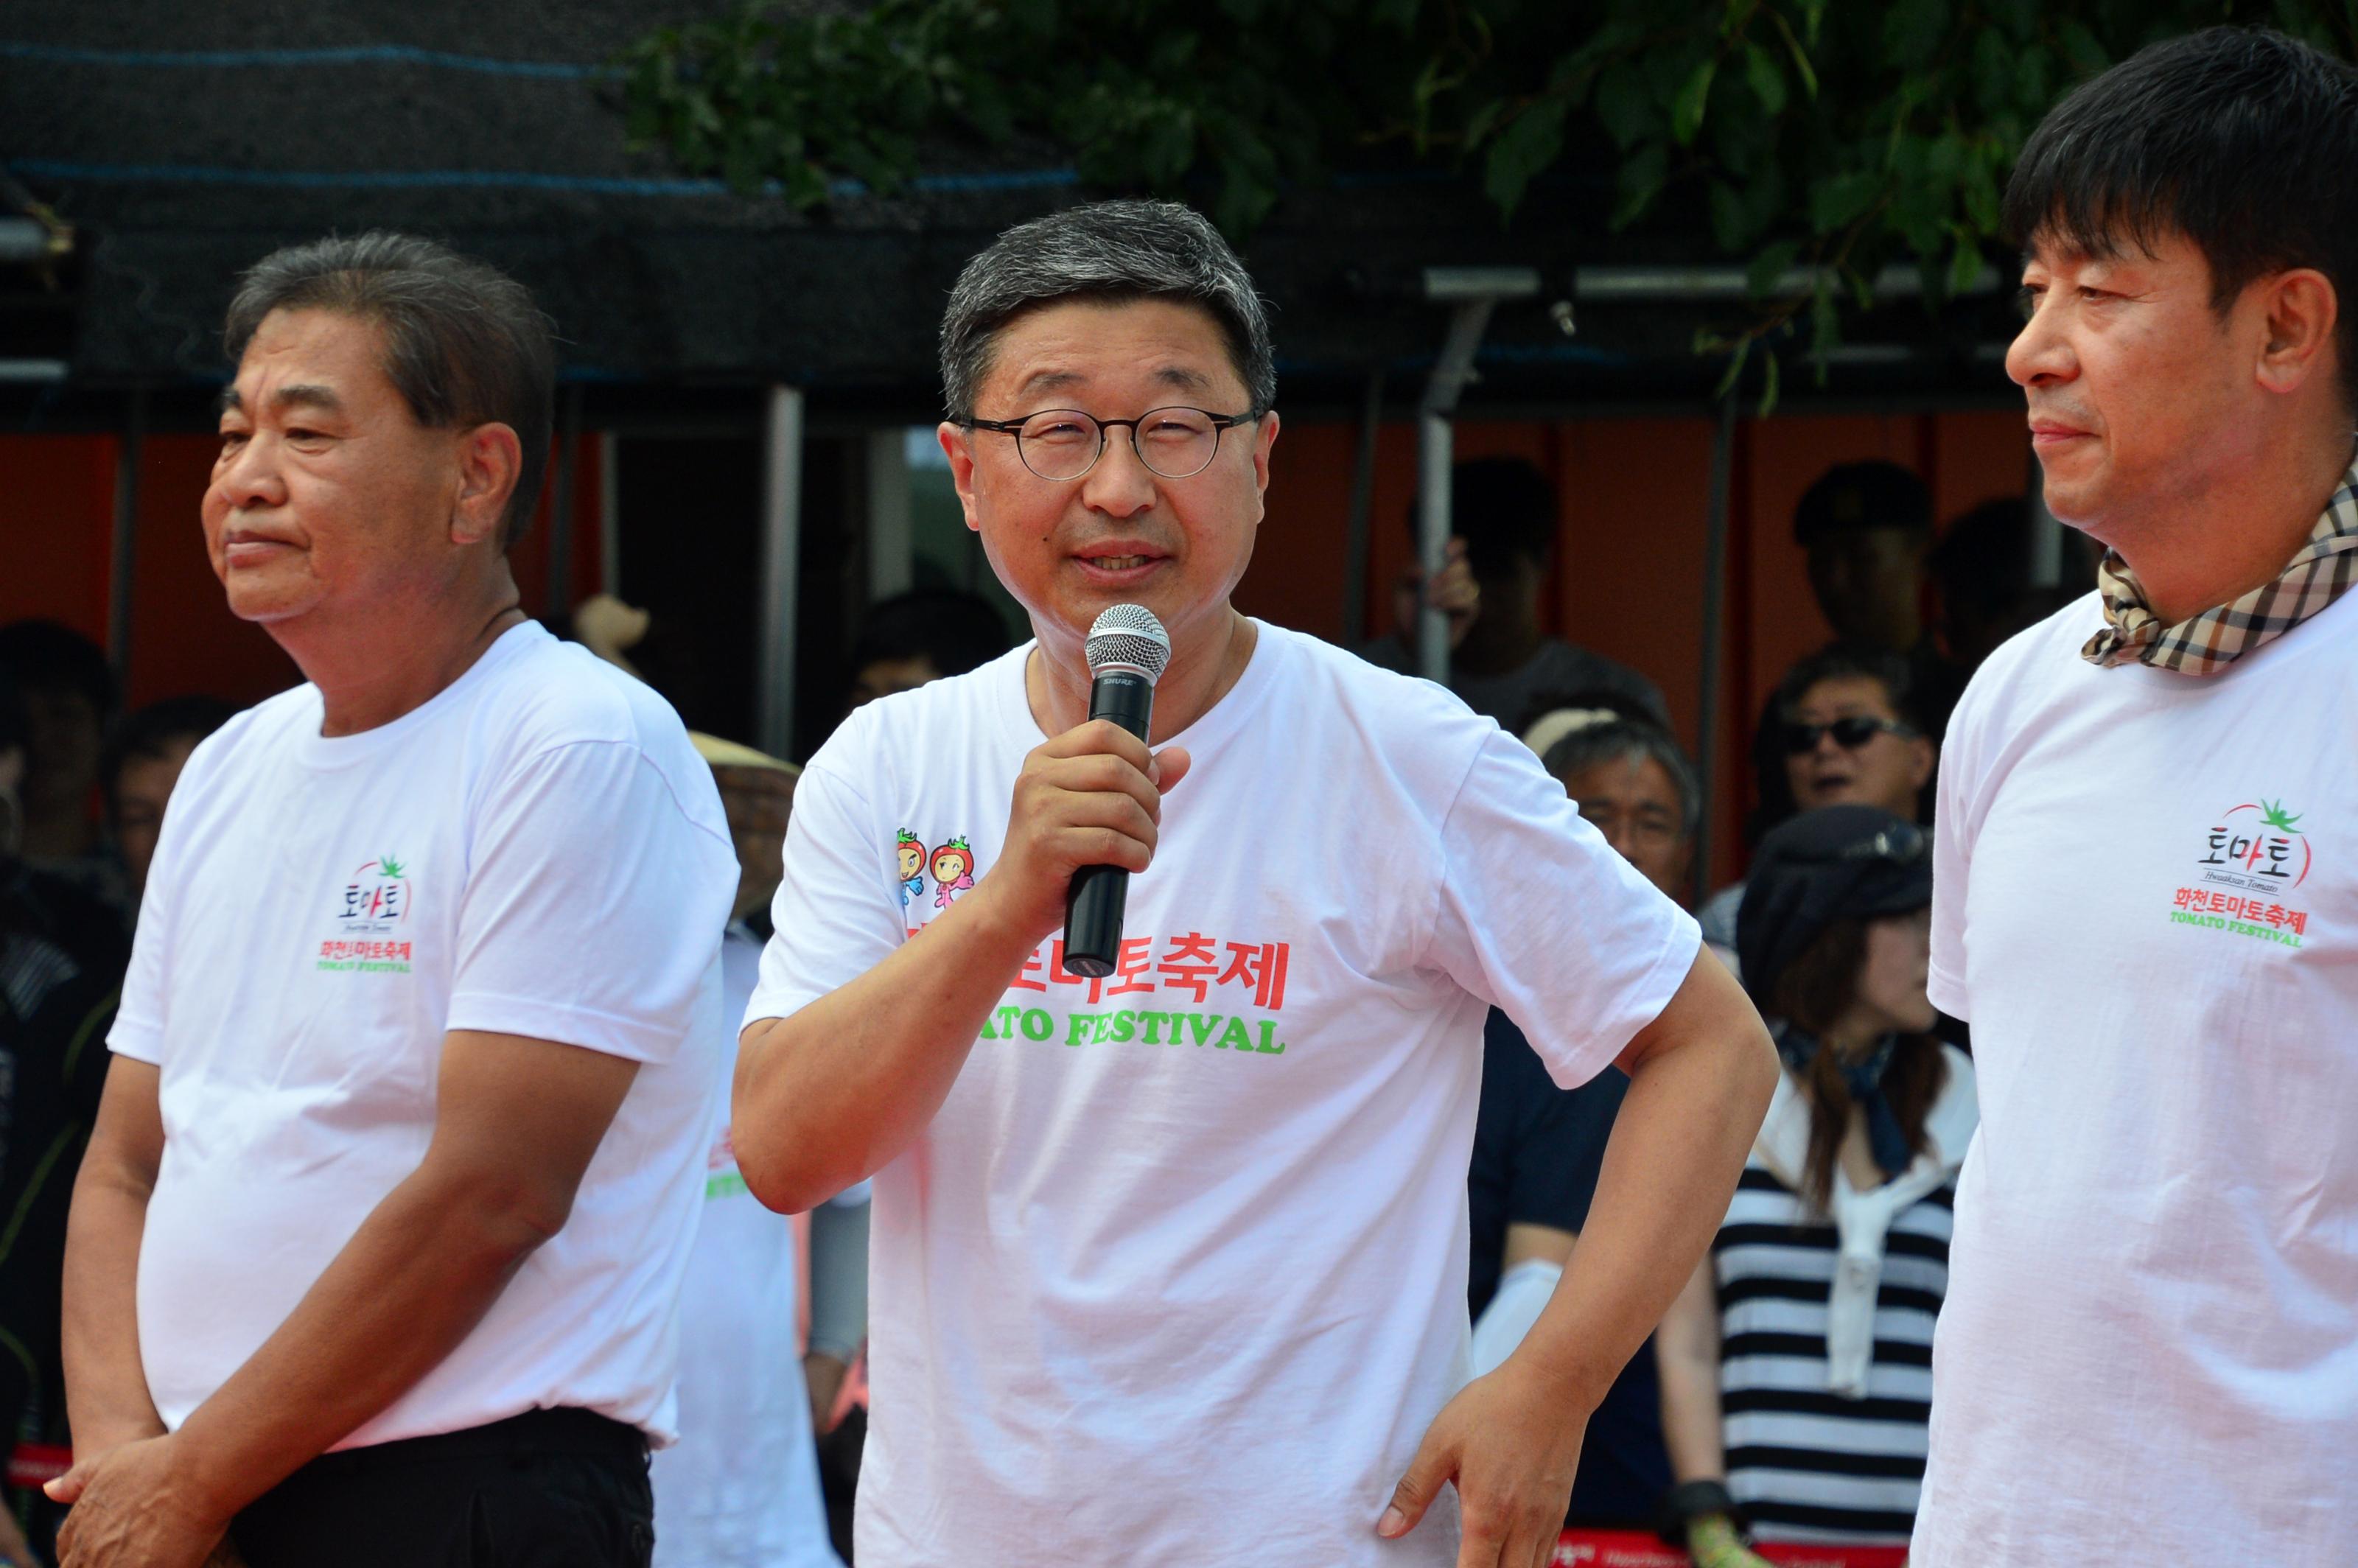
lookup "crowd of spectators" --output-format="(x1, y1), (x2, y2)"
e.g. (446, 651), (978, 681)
(0, 439), (2063, 1565)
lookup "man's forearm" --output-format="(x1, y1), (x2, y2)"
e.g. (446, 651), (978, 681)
(735, 881), (1038, 1211)
(161, 1166), (551, 1522)
(1508, 1019), (1774, 1409)
(60, 1168), (166, 1457)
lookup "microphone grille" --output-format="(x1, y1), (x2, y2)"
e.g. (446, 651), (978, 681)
(1085, 603), (1172, 685)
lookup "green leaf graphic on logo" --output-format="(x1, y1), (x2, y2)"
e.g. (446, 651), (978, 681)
(378, 855), (406, 878)
(2258, 801), (2302, 835)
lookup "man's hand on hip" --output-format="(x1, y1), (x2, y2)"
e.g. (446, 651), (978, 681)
(981, 718), (1191, 944)
(48, 1434), (230, 1568)
(1376, 1363), (1589, 1568)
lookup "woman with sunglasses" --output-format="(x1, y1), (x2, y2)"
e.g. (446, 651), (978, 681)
(1700, 648), (1936, 973)
(1656, 805), (1977, 1565)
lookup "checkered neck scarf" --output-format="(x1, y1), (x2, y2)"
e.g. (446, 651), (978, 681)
(2082, 457), (2358, 674)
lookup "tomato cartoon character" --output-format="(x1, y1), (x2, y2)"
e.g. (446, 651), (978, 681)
(930, 838), (976, 909)
(896, 830), (926, 907)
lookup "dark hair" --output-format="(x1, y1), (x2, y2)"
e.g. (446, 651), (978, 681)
(1794, 461), (1931, 547)
(224, 231), (557, 546)
(1402, 458), (1558, 579)
(0, 619), (115, 716)
(1542, 718), (1703, 841)
(1774, 643), (1923, 734)
(102, 696), (239, 825)
(940, 200), (1276, 424)
(1771, 917), (1948, 1214)
(0, 671), (26, 760)
(2004, 26), (2358, 412)
(1928, 497), (2097, 621)
(850, 590), (1014, 683)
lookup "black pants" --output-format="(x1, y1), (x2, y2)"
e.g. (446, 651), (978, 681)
(228, 1407), (654, 1568)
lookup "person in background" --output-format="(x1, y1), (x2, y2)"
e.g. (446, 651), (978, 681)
(1361, 458), (1671, 728)
(846, 589), (1014, 709)
(0, 674), (129, 1567)
(654, 735), (842, 1568)
(102, 699), (239, 902)
(0, 624), (124, 923)
(1702, 647), (1934, 969)
(1789, 463), (1966, 738)
(1657, 806), (1975, 1565)
(1468, 714), (1704, 1533)
(1925, 497), (2096, 673)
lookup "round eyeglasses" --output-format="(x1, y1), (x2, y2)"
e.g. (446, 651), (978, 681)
(966, 406), (1256, 482)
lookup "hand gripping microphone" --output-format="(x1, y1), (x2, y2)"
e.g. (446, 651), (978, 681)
(1060, 603), (1172, 979)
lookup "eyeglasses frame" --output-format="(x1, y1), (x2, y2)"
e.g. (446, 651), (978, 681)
(965, 405), (1260, 482)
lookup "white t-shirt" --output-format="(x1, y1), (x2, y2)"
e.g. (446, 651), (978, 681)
(746, 622), (1700, 1567)
(1913, 591), (2358, 1563)
(111, 623), (737, 1449)
(652, 925), (842, 1568)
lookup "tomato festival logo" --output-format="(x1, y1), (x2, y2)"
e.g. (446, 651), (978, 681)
(318, 854), (416, 973)
(2169, 799), (2312, 948)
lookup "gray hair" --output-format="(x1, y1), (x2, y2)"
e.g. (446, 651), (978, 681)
(938, 200), (1276, 424)
(223, 231), (556, 547)
(1543, 719), (1704, 841)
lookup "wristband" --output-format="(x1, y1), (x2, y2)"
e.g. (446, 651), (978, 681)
(1658, 1478), (1740, 1542)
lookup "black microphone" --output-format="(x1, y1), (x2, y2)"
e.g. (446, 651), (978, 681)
(1060, 603), (1172, 979)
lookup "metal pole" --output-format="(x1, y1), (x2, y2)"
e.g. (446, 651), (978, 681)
(1692, 388), (1740, 910)
(597, 430), (621, 597)
(1340, 370), (1383, 648)
(106, 388), (147, 674)
(866, 429), (913, 603)
(1416, 299), (1497, 683)
(545, 384), (582, 616)
(758, 385), (806, 758)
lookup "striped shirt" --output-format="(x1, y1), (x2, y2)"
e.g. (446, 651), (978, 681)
(1709, 1046), (1976, 1545)
(1716, 1164), (1951, 1543)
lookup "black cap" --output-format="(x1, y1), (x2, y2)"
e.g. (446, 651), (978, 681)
(1793, 461), (1932, 547)
(1738, 805), (1931, 1013)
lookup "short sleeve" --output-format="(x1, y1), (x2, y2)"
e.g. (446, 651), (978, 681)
(107, 811), (178, 1066)
(446, 741), (736, 1063)
(1928, 706), (1977, 1020)
(743, 756), (903, 1031)
(1427, 732), (1701, 1090)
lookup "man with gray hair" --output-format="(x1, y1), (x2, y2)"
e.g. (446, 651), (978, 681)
(732, 198), (1775, 1568)
(50, 233), (736, 1567)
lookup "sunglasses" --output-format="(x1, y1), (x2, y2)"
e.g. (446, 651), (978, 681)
(1782, 715), (1917, 755)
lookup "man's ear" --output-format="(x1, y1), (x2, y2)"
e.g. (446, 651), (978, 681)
(940, 421), (982, 534)
(452, 422), (525, 547)
(2255, 268), (2338, 396)
(1248, 410), (1280, 502)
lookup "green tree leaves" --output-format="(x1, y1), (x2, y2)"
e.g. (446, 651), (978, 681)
(618, 0), (2358, 395)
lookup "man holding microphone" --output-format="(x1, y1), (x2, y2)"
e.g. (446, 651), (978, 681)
(732, 200), (1777, 1568)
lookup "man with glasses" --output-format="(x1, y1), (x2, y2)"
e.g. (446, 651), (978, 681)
(731, 200), (1778, 1568)
(1700, 647), (1934, 970)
